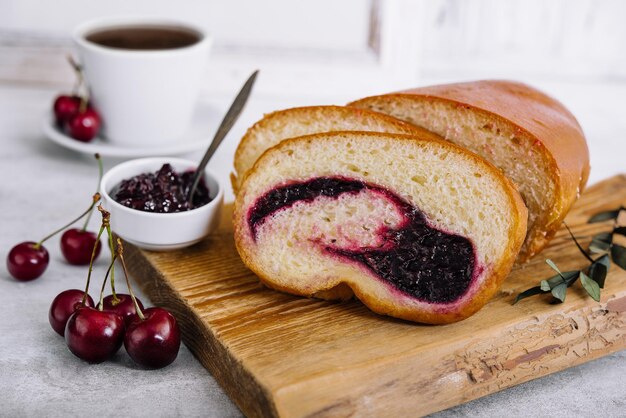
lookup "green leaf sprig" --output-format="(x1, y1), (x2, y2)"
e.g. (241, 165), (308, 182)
(514, 206), (626, 304)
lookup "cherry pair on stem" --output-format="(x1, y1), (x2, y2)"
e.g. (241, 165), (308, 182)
(7, 154), (104, 281)
(53, 56), (101, 142)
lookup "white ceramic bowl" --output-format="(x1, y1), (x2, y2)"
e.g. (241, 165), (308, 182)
(100, 157), (223, 250)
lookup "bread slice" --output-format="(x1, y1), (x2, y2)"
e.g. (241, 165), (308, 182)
(349, 80), (589, 261)
(231, 105), (431, 193)
(234, 131), (527, 324)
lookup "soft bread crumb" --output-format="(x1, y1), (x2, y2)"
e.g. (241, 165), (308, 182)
(234, 131), (527, 324)
(352, 97), (551, 258)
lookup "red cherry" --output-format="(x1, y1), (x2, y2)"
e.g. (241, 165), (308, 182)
(53, 95), (81, 125)
(124, 307), (181, 369)
(68, 108), (101, 142)
(7, 241), (49, 281)
(60, 228), (101, 265)
(103, 294), (144, 325)
(65, 306), (125, 363)
(49, 290), (94, 336)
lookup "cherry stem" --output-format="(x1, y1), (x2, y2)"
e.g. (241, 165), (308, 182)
(35, 193), (101, 249)
(67, 55), (84, 95)
(81, 207), (95, 233)
(97, 254), (118, 310)
(106, 225), (118, 301)
(67, 55), (90, 114)
(116, 238), (145, 321)
(79, 93), (89, 114)
(97, 204), (118, 301)
(81, 224), (105, 306)
(81, 154), (103, 232)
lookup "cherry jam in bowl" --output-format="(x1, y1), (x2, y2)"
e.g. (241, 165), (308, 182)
(101, 157), (223, 250)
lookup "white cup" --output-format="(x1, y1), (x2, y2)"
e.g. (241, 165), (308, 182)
(73, 17), (212, 147)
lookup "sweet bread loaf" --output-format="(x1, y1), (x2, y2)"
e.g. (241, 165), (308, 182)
(234, 131), (527, 324)
(349, 80), (590, 261)
(231, 105), (430, 193)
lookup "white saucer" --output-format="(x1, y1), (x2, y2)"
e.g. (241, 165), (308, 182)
(42, 100), (222, 158)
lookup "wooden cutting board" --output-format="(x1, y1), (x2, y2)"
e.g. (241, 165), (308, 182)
(124, 175), (626, 418)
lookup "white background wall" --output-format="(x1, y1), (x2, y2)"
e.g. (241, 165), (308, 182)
(422, 0), (626, 79)
(0, 0), (372, 52)
(0, 0), (626, 93)
(2, 0), (625, 84)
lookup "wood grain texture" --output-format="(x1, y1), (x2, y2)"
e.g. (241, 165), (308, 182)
(124, 175), (626, 418)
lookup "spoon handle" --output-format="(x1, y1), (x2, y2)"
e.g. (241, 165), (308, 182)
(188, 70), (259, 205)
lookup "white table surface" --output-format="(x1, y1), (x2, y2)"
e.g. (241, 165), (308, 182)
(1, 77), (625, 417)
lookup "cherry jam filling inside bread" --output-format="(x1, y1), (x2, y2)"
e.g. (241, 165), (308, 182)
(247, 177), (478, 303)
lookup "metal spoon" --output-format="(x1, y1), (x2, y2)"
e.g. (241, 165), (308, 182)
(187, 70), (259, 206)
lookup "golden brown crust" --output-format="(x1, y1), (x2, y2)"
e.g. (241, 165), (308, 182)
(233, 131), (528, 324)
(349, 80), (590, 261)
(231, 105), (433, 194)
